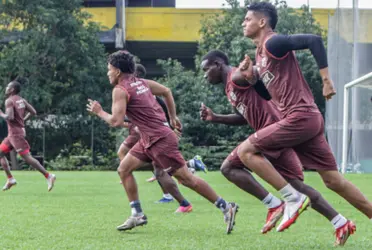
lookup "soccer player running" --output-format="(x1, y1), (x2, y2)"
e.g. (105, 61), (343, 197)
(234, 2), (372, 244)
(0, 81), (56, 191)
(116, 63), (204, 212)
(87, 51), (238, 233)
(200, 49), (353, 245)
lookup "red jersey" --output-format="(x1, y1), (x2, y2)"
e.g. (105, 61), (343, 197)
(116, 77), (172, 148)
(255, 32), (319, 118)
(5, 95), (26, 136)
(225, 67), (279, 130)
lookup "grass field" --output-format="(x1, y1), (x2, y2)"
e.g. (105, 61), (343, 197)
(0, 171), (372, 250)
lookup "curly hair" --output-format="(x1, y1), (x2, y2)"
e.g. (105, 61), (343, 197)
(135, 64), (147, 78)
(247, 2), (278, 30)
(107, 50), (136, 74)
(201, 50), (229, 65)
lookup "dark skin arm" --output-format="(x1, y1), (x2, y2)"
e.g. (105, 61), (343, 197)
(23, 100), (37, 122)
(0, 99), (14, 120)
(87, 88), (128, 128)
(200, 103), (247, 126)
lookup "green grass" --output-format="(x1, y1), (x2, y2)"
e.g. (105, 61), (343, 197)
(0, 171), (372, 250)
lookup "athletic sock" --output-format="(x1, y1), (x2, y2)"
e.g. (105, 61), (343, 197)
(44, 173), (50, 179)
(7, 174), (13, 179)
(180, 199), (190, 207)
(331, 214), (347, 229)
(279, 184), (300, 202)
(262, 193), (282, 209)
(163, 193), (173, 199)
(130, 200), (144, 217)
(215, 197), (228, 213)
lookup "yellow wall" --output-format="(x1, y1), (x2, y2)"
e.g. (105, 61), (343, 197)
(83, 7), (372, 43)
(83, 7), (221, 42)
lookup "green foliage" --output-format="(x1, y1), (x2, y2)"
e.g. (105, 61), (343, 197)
(0, 0), (115, 160)
(157, 0), (327, 170)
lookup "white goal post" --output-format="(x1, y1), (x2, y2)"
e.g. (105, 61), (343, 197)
(341, 71), (372, 174)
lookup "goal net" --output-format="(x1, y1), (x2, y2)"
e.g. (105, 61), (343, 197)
(325, 0), (372, 173)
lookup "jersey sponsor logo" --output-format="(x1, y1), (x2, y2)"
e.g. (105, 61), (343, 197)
(229, 91), (237, 102)
(261, 56), (268, 67)
(236, 102), (247, 118)
(261, 70), (275, 87)
(15, 99), (25, 109)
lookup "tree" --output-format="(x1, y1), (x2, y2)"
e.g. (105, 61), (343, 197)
(0, 0), (114, 160)
(157, 0), (327, 169)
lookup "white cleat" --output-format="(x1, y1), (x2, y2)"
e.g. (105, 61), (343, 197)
(47, 174), (56, 192)
(3, 178), (17, 191)
(276, 194), (310, 232)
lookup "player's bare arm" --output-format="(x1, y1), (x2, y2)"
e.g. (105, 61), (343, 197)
(265, 34), (336, 100)
(232, 55), (258, 86)
(146, 79), (181, 131)
(87, 88), (128, 128)
(0, 99), (14, 120)
(200, 103), (247, 125)
(24, 100), (37, 121)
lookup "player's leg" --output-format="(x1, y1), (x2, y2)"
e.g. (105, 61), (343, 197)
(154, 167), (192, 213)
(116, 142), (150, 231)
(238, 132), (310, 231)
(151, 133), (238, 234)
(0, 139), (17, 190)
(154, 170), (174, 203)
(20, 152), (56, 191)
(117, 142), (130, 161)
(188, 155), (208, 173)
(291, 114), (357, 246)
(220, 150), (284, 234)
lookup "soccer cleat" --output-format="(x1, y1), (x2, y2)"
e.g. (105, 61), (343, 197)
(334, 220), (356, 246)
(2, 178), (17, 191)
(261, 202), (285, 234)
(117, 214), (148, 231)
(224, 202), (239, 234)
(175, 204), (193, 213)
(276, 194), (310, 232)
(146, 176), (157, 183)
(47, 174), (56, 192)
(156, 197), (174, 203)
(193, 155), (208, 173)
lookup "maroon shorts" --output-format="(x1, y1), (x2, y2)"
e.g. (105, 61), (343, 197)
(249, 110), (337, 171)
(0, 135), (30, 155)
(226, 145), (304, 181)
(122, 134), (140, 149)
(129, 132), (186, 175)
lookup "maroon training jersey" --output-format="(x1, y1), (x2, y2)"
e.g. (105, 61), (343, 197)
(116, 77), (173, 148)
(255, 32), (319, 118)
(5, 95), (26, 136)
(225, 67), (279, 130)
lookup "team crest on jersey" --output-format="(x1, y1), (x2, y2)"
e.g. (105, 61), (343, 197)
(261, 70), (275, 87)
(229, 91), (237, 102)
(236, 103), (246, 117)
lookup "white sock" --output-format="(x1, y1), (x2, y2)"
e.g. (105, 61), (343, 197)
(279, 184), (300, 202)
(188, 159), (195, 168)
(331, 214), (347, 229)
(163, 193), (173, 199)
(262, 193), (282, 209)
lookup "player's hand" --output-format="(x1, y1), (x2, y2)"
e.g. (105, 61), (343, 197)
(238, 54), (257, 84)
(322, 79), (336, 101)
(86, 99), (103, 115)
(200, 103), (214, 121)
(170, 116), (182, 133)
